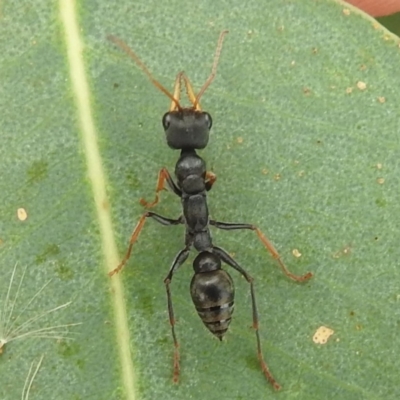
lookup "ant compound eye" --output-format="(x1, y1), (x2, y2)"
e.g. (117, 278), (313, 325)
(204, 112), (212, 129)
(162, 113), (171, 130)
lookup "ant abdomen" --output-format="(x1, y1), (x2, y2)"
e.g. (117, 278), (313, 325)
(190, 251), (235, 339)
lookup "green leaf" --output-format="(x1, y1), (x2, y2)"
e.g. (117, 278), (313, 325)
(1, 1), (399, 399)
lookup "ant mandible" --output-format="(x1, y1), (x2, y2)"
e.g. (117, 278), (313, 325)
(108, 31), (313, 391)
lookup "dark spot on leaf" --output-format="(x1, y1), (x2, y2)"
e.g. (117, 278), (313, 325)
(126, 171), (140, 190)
(76, 358), (86, 370)
(35, 243), (60, 264)
(137, 293), (155, 316)
(27, 160), (48, 183)
(375, 198), (386, 207)
(55, 262), (74, 280)
(58, 341), (80, 357)
(244, 354), (258, 371)
(156, 336), (169, 346)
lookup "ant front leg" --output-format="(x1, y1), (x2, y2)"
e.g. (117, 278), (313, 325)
(205, 171), (217, 191)
(109, 212), (182, 276)
(212, 246), (281, 390)
(140, 167), (182, 208)
(210, 220), (312, 282)
(163, 247), (191, 383)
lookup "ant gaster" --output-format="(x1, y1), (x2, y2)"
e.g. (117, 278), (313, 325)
(108, 31), (313, 391)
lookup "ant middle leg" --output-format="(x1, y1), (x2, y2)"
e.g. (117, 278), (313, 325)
(212, 245), (281, 390)
(163, 247), (191, 383)
(109, 212), (183, 276)
(210, 220), (312, 282)
(139, 168), (182, 208)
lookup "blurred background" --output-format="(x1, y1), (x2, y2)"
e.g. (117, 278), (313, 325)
(378, 13), (400, 36)
(347, 0), (400, 36)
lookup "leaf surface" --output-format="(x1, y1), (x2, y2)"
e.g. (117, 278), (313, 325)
(1, 1), (399, 399)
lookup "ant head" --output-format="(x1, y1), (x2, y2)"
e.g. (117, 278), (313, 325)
(162, 109), (212, 150)
(160, 70), (214, 150)
(107, 30), (228, 149)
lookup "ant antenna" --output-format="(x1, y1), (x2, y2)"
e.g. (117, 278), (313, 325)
(194, 30), (229, 109)
(107, 35), (181, 110)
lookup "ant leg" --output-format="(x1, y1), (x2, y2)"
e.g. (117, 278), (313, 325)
(109, 212), (182, 276)
(210, 220), (312, 282)
(205, 171), (217, 191)
(212, 246), (281, 391)
(139, 168), (182, 208)
(164, 247), (191, 383)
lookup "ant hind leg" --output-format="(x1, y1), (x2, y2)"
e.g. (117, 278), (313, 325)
(212, 245), (281, 390)
(163, 247), (191, 383)
(210, 220), (312, 282)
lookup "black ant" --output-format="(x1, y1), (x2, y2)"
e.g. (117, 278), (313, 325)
(108, 31), (313, 391)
